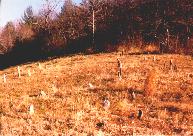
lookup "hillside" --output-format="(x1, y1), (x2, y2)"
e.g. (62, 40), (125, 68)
(0, 53), (193, 135)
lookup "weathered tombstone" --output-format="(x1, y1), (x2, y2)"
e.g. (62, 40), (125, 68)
(28, 69), (31, 77)
(131, 91), (136, 101)
(103, 97), (110, 110)
(169, 59), (177, 71)
(137, 109), (143, 120)
(17, 66), (21, 78)
(153, 56), (156, 61)
(88, 83), (94, 90)
(29, 104), (34, 115)
(38, 63), (42, 69)
(144, 56), (147, 61)
(40, 90), (46, 97)
(3, 74), (6, 83)
(117, 59), (122, 80)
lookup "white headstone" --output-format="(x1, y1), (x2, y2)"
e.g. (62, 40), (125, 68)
(40, 90), (46, 97)
(103, 98), (110, 110)
(38, 63), (42, 69)
(3, 74), (6, 83)
(29, 104), (34, 115)
(89, 83), (94, 89)
(17, 66), (21, 78)
(28, 69), (31, 77)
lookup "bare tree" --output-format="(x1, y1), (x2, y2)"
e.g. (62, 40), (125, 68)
(0, 22), (16, 53)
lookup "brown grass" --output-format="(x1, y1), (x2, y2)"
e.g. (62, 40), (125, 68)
(0, 53), (192, 135)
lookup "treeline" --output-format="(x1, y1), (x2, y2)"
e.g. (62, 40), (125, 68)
(0, 0), (192, 68)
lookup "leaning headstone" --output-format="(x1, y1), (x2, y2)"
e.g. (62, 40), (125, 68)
(88, 83), (95, 90)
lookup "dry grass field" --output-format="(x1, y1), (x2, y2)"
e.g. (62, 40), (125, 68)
(0, 53), (193, 135)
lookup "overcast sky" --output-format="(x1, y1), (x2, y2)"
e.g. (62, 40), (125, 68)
(0, 0), (81, 27)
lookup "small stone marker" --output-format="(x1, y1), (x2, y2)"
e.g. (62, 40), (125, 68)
(103, 97), (110, 110)
(117, 59), (122, 80)
(169, 59), (177, 71)
(17, 66), (21, 78)
(28, 69), (31, 77)
(88, 83), (94, 89)
(153, 56), (156, 61)
(3, 74), (6, 83)
(40, 90), (46, 97)
(144, 56), (147, 61)
(38, 63), (42, 69)
(170, 59), (173, 70)
(29, 104), (34, 115)
(137, 109), (143, 120)
(131, 91), (136, 101)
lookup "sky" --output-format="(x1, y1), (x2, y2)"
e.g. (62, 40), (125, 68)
(0, 0), (81, 27)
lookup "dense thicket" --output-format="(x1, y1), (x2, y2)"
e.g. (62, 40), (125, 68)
(0, 0), (192, 68)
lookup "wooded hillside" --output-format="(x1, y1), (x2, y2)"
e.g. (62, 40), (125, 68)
(0, 0), (192, 68)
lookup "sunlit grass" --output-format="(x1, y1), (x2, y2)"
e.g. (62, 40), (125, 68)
(0, 53), (192, 135)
